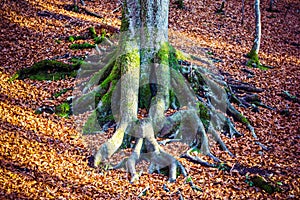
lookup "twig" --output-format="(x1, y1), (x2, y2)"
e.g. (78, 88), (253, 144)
(112, 6), (122, 13)
(82, 7), (103, 18)
(138, 186), (150, 197)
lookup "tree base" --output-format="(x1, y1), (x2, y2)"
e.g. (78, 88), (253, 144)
(73, 43), (263, 182)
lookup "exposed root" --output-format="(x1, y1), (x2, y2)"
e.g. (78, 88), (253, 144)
(94, 123), (128, 166)
(81, 53), (117, 93)
(181, 148), (214, 167)
(126, 138), (144, 183)
(227, 103), (257, 139)
(207, 126), (234, 157)
(80, 41), (263, 183)
(158, 138), (182, 146)
(73, 0), (103, 18)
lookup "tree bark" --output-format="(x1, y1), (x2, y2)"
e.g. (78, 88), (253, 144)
(79, 0), (260, 183)
(94, 0), (176, 180)
(269, 0), (274, 11)
(241, 0), (245, 25)
(251, 0), (261, 55)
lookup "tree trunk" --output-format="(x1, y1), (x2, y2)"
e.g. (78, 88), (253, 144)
(241, 0), (245, 25)
(94, 0), (179, 181)
(250, 0), (261, 55)
(269, 0), (274, 11)
(72, 0), (259, 183)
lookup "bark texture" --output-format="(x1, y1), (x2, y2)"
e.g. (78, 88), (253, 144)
(251, 0), (261, 55)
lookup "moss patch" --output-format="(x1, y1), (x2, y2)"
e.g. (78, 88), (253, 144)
(236, 113), (250, 125)
(246, 50), (269, 70)
(55, 102), (71, 118)
(246, 175), (282, 194)
(156, 42), (182, 71)
(67, 27), (108, 49)
(197, 102), (210, 128)
(82, 110), (102, 134)
(53, 88), (73, 98)
(12, 59), (80, 81)
(68, 35), (85, 42)
(89, 27), (97, 39)
(175, 0), (185, 9)
(69, 43), (95, 50)
(120, 1), (129, 32)
(139, 84), (153, 109)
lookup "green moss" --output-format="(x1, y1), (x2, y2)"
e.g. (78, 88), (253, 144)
(55, 102), (71, 118)
(69, 43), (95, 49)
(53, 88), (72, 98)
(197, 102), (210, 128)
(55, 39), (61, 44)
(139, 84), (152, 109)
(8, 73), (19, 82)
(94, 30), (106, 44)
(96, 90), (115, 126)
(207, 51), (214, 56)
(68, 35), (85, 42)
(157, 42), (170, 66)
(13, 60), (79, 81)
(28, 72), (76, 81)
(247, 50), (260, 65)
(82, 110), (101, 134)
(236, 113), (250, 125)
(169, 89), (180, 109)
(175, 0), (185, 9)
(93, 36), (102, 44)
(216, 162), (231, 171)
(198, 102), (209, 120)
(169, 48), (181, 70)
(95, 76), (119, 126)
(175, 49), (190, 60)
(73, 5), (79, 12)
(246, 50), (269, 70)
(69, 57), (85, 66)
(89, 27), (97, 38)
(156, 42), (181, 70)
(120, 1), (129, 32)
(118, 47), (140, 71)
(69, 36), (75, 42)
(247, 175), (282, 194)
(233, 112), (250, 125)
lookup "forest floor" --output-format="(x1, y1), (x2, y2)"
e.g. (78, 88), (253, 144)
(0, 0), (299, 199)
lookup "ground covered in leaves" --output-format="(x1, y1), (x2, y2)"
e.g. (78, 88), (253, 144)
(0, 0), (299, 199)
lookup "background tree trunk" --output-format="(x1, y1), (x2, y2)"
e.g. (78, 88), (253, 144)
(269, 0), (274, 11)
(251, 0), (261, 55)
(241, 0), (245, 25)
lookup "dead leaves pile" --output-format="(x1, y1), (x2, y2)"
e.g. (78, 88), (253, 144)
(0, 0), (299, 199)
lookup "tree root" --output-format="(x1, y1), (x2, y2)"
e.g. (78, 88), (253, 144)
(181, 149), (214, 167)
(229, 83), (263, 93)
(78, 42), (263, 183)
(73, 0), (103, 18)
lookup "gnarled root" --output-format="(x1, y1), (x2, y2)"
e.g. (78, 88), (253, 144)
(82, 43), (261, 183)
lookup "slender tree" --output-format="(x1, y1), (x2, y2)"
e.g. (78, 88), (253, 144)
(268, 0), (274, 11)
(241, 0), (245, 25)
(247, 0), (262, 67)
(216, 0), (226, 14)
